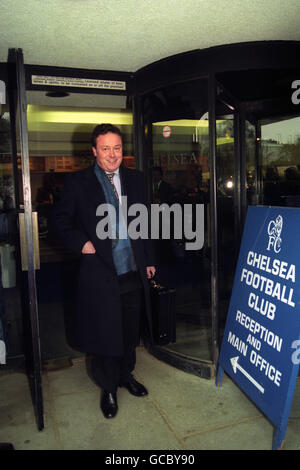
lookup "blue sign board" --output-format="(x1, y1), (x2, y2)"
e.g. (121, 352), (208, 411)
(217, 206), (300, 450)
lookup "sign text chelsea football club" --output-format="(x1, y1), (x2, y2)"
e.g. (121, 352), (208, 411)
(217, 206), (300, 449)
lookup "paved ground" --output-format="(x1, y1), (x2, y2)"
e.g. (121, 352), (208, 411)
(0, 347), (299, 451)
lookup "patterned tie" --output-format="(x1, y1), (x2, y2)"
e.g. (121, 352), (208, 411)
(106, 172), (119, 200)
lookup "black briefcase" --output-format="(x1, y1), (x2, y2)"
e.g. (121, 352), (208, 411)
(149, 279), (176, 345)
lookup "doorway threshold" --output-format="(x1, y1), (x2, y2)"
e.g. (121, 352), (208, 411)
(42, 356), (73, 372)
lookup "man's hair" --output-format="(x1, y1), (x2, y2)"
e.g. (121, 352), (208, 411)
(91, 123), (123, 148)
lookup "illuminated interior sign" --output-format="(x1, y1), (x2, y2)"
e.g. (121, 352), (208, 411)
(31, 75), (126, 91)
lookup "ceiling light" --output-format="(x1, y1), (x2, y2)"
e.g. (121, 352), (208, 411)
(45, 92), (69, 98)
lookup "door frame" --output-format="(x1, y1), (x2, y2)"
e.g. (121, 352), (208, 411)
(6, 50), (135, 430)
(7, 48), (44, 430)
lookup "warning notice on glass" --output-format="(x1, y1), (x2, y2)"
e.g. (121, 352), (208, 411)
(31, 75), (126, 90)
(217, 205), (300, 446)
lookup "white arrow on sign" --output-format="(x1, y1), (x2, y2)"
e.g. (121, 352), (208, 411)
(230, 356), (264, 394)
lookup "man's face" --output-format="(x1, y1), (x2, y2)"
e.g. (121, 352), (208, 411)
(92, 132), (123, 172)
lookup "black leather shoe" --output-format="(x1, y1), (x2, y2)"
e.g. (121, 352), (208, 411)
(121, 375), (148, 397)
(101, 390), (118, 419)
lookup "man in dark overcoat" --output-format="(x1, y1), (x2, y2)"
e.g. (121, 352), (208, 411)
(53, 123), (156, 418)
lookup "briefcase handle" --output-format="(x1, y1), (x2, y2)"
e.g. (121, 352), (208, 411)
(149, 278), (165, 290)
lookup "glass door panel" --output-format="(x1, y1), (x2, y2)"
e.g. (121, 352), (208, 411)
(245, 120), (257, 207)
(143, 79), (212, 362)
(24, 90), (134, 362)
(6, 49), (44, 430)
(215, 89), (235, 329)
(0, 74), (21, 365)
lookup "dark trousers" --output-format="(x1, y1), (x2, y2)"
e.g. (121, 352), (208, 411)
(91, 287), (143, 393)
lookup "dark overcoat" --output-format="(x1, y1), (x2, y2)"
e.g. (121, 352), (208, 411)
(53, 163), (155, 356)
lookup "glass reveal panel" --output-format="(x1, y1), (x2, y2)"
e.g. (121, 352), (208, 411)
(143, 79), (212, 361)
